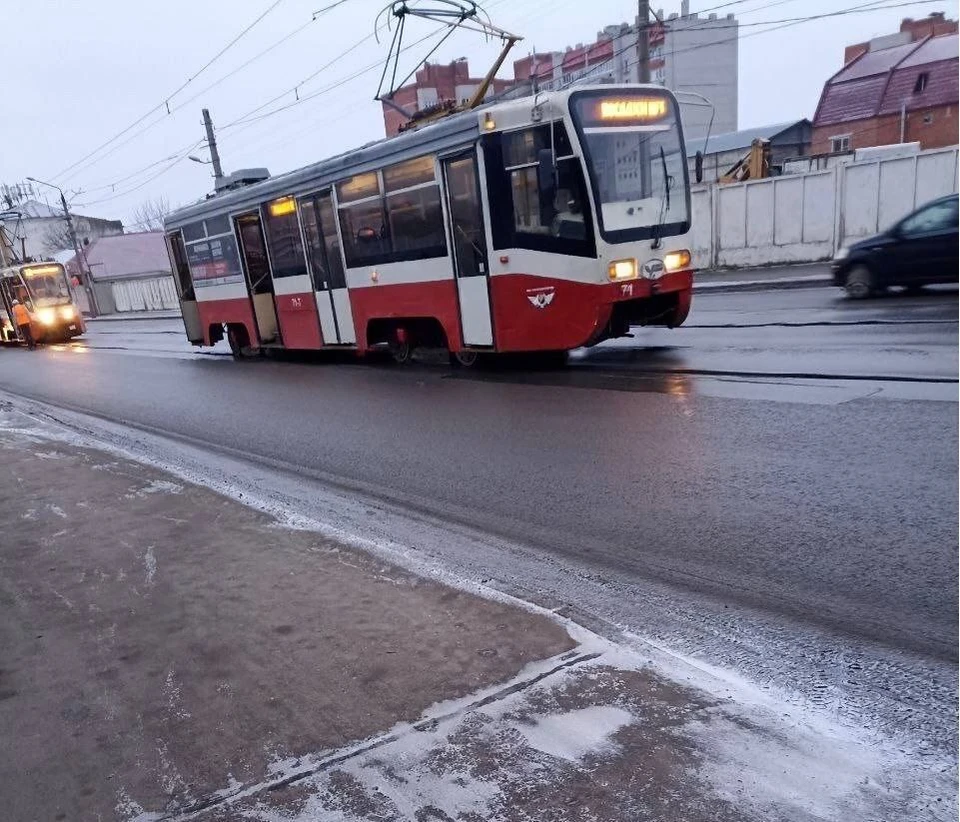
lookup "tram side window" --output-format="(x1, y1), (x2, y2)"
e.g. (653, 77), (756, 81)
(182, 221), (206, 243)
(204, 215), (230, 237)
(484, 124), (595, 257)
(185, 235), (243, 287)
(263, 197), (308, 278)
(336, 157), (447, 268)
(337, 172), (389, 267)
(339, 200), (389, 267)
(383, 156), (447, 260)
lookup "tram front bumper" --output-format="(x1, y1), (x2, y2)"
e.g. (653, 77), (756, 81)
(34, 306), (83, 340)
(595, 268), (694, 338)
(605, 268), (693, 302)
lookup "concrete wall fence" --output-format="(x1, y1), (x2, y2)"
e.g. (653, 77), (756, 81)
(90, 276), (180, 315)
(691, 145), (959, 270)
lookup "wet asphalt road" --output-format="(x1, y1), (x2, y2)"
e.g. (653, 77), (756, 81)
(0, 286), (957, 662)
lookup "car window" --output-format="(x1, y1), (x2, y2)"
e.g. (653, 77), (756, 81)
(899, 199), (958, 236)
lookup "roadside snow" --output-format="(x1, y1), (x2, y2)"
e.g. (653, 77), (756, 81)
(144, 546), (157, 587)
(126, 478), (183, 499)
(516, 705), (632, 762)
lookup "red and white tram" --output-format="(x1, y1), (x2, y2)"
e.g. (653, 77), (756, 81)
(164, 85), (695, 363)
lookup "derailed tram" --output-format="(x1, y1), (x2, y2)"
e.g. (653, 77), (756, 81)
(163, 85), (694, 364)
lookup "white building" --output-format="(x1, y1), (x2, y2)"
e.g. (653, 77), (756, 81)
(510, 1), (739, 141)
(0, 198), (123, 261)
(655, 2), (739, 138)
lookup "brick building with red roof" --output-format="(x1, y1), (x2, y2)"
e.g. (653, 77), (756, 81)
(811, 13), (958, 154)
(380, 59), (513, 137)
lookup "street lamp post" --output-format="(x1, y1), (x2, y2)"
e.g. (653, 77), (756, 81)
(26, 176), (100, 317)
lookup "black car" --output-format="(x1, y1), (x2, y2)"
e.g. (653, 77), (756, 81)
(832, 193), (959, 299)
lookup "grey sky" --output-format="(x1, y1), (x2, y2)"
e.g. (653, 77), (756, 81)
(2, 0), (952, 226)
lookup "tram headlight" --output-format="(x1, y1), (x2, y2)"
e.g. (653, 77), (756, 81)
(663, 250), (692, 272)
(608, 258), (638, 281)
(59, 305), (76, 320)
(36, 307), (57, 325)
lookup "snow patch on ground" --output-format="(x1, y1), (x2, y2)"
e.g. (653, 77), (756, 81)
(156, 737), (195, 807)
(126, 478), (183, 499)
(613, 635), (958, 822)
(115, 786), (161, 822)
(515, 705), (632, 762)
(144, 546), (157, 587)
(164, 668), (191, 721)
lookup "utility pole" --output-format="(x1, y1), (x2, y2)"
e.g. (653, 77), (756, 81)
(0, 224), (16, 267)
(638, 0), (650, 83)
(59, 190), (101, 317)
(26, 176), (100, 316)
(202, 108), (225, 190)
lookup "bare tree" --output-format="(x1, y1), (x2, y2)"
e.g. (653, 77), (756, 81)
(42, 219), (75, 254)
(131, 196), (171, 231)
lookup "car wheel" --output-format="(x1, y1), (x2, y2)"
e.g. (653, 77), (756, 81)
(845, 265), (874, 299)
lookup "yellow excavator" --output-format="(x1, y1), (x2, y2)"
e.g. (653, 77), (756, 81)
(719, 138), (771, 184)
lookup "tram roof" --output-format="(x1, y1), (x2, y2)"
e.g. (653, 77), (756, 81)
(164, 83), (672, 230)
(165, 107), (483, 229)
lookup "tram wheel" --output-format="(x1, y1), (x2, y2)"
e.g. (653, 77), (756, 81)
(451, 350), (479, 368)
(227, 325), (255, 359)
(389, 339), (413, 364)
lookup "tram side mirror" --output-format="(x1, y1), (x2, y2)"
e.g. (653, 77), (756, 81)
(537, 148), (557, 199)
(695, 151), (704, 184)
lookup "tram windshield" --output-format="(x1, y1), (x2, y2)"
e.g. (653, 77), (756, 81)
(571, 90), (690, 242)
(21, 264), (72, 305)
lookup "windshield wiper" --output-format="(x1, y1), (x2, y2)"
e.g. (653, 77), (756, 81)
(651, 146), (671, 250)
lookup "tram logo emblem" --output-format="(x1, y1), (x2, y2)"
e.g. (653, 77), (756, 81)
(526, 287), (555, 309)
(642, 259), (665, 278)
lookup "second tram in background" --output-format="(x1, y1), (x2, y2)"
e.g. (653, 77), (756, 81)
(164, 84), (694, 364)
(0, 262), (85, 344)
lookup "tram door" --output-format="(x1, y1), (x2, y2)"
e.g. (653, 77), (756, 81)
(300, 191), (356, 344)
(234, 212), (280, 344)
(164, 232), (203, 344)
(443, 152), (493, 346)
